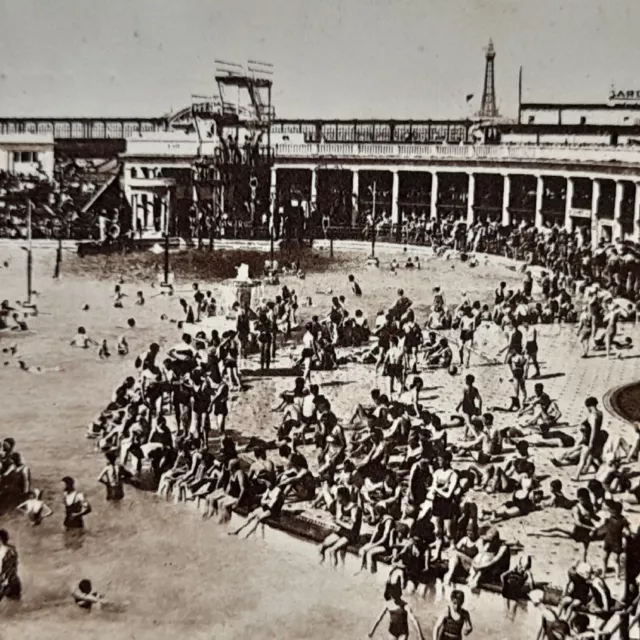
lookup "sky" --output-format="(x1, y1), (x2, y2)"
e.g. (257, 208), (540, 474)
(0, 0), (639, 120)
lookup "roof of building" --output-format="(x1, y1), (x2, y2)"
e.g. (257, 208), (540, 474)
(521, 102), (640, 111)
(500, 123), (640, 134)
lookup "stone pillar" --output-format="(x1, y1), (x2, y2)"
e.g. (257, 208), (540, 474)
(310, 167), (318, 205)
(613, 180), (624, 241)
(162, 190), (170, 234)
(131, 193), (139, 234)
(144, 193), (153, 232)
(634, 183), (640, 243)
(565, 176), (574, 233)
(391, 170), (400, 224)
(352, 170), (360, 227)
(591, 178), (600, 248)
(501, 174), (511, 226)
(430, 172), (438, 220)
(466, 173), (475, 226)
(535, 175), (544, 228)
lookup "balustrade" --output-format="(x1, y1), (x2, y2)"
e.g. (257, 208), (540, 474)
(272, 142), (640, 166)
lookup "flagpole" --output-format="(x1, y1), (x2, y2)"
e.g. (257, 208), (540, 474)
(27, 199), (33, 306)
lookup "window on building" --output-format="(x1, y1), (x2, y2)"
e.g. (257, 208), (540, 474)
(300, 124), (317, 141)
(14, 151), (37, 163)
(430, 125), (447, 142)
(373, 124), (391, 142)
(393, 125), (411, 142)
(412, 125), (430, 142)
(579, 116), (587, 125)
(528, 116), (535, 124)
(449, 125), (466, 143)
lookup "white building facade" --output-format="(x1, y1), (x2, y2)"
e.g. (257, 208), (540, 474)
(0, 133), (55, 179)
(121, 132), (217, 238)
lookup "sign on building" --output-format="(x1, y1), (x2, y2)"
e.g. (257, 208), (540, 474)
(568, 207), (591, 219)
(609, 88), (640, 102)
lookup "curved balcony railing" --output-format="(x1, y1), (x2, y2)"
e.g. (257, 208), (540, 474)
(272, 142), (640, 167)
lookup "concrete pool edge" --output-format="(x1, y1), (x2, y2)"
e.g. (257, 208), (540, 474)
(604, 379), (640, 426)
(199, 500), (566, 607)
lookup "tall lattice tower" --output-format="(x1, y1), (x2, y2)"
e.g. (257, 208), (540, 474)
(479, 39), (499, 118)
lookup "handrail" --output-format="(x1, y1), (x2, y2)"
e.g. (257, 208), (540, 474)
(272, 142), (640, 166)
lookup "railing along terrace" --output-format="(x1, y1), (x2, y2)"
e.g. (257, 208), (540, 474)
(197, 224), (533, 263)
(272, 143), (640, 165)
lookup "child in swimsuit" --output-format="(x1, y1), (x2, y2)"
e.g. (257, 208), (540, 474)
(433, 590), (472, 640)
(456, 374), (482, 440)
(369, 594), (424, 640)
(73, 579), (106, 610)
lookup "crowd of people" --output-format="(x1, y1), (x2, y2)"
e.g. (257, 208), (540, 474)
(1, 240), (625, 636)
(356, 215), (640, 304)
(5, 225), (640, 638)
(0, 160), (110, 240)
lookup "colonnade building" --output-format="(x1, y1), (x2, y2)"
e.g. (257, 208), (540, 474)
(4, 99), (640, 244)
(269, 137), (640, 244)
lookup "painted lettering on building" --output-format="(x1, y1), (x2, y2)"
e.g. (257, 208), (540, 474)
(609, 89), (640, 102)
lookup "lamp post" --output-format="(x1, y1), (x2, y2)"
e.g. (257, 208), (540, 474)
(162, 232), (170, 286)
(54, 232), (62, 279)
(368, 181), (378, 258)
(269, 201), (275, 264)
(26, 199), (33, 306)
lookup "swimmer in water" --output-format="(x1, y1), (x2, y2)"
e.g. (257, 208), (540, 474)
(2, 344), (17, 356)
(18, 360), (63, 374)
(97, 450), (131, 501)
(16, 489), (53, 526)
(433, 590), (473, 640)
(117, 336), (129, 356)
(72, 579), (106, 610)
(113, 285), (127, 308)
(11, 313), (28, 331)
(98, 340), (111, 359)
(369, 593), (425, 640)
(70, 327), (98, 349)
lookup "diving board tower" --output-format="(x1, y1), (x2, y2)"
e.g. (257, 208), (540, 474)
(215, 60), (274, 129)
(478, 39), (500, 119)
(213, 60), (275, 227)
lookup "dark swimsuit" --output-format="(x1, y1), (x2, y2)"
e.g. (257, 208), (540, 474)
(64, 494), (85, 529)
(542, 618), (570, 640)
(442, 611), (465, 640)
(388, 605), (409, 638)
(568, 573), (591, 605)
(501, 567), (529, 600)
(214, 384), (229, 416)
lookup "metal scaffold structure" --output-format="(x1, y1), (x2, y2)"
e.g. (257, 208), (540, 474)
(190, 60), (275, 248)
